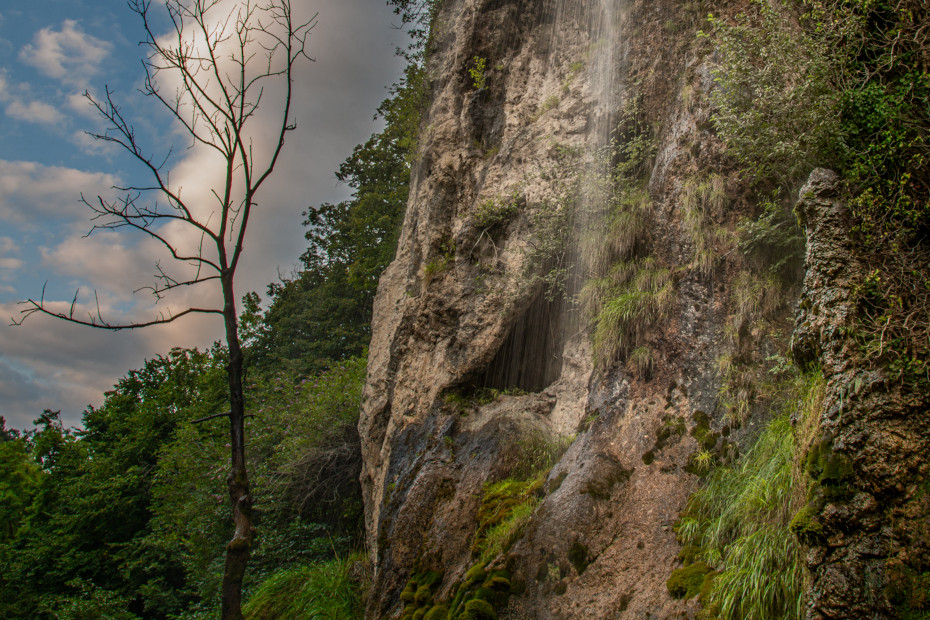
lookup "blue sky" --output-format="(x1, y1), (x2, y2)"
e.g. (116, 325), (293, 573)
(0, 0), (407, 429)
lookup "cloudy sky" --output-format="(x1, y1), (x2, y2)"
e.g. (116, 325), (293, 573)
(0, 0), (407, 429)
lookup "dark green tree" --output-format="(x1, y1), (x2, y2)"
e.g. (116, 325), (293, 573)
(0, 348), (228, 619)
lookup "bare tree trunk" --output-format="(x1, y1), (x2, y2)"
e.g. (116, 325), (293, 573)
(221, 274), (253, 620)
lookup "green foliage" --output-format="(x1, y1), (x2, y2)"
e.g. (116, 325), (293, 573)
(241, 555), (365, 620)
(704, 1), (840, 186)
(682, 175), (731, 278)
(38, 578), (141, 620)
(576, 96), (666, 372)
(473, 194), (521, 231)
(707, 0), (930, 384)
(424, 237), (456, 282)
(0, 422), (40, 541)
(675, 371), (825, 619)
(737, 193), (804, 279)
(522, 145), (584, 301)
(586, 258), (674, 365)
(469, 56), (488, 90)
(0, 348), (228, 618)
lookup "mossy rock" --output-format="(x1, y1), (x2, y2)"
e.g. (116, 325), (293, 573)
(667, 561), (713, 599)
(677, 544), (701, 566)
(568, 541), (589, 575)
(789, 505), (824, 543)
(413, 610), (427, 620)
(887, 566), (930, 619)
(548, 470), (568, 493)
(642, 450), (655, 465)
(415, 584), (433, 606)
(463, 563), (487, 586)
(475, 586), (507, 606)
(484, 575), (511, 591)
(459, 598), (497, 620)
(424, 605), (450, 620)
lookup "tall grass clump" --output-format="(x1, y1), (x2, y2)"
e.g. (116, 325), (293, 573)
(243, 555), (365, 620)
(681, 175), (731, 278)
(584, 258), (674, 365)
(675, 370), (825, 619)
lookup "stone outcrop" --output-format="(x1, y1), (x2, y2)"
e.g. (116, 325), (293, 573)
(792, 169), (930, 619)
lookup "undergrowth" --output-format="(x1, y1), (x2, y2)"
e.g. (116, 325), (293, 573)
(242, 554), (365, 620)
(674, 370), (825, 619)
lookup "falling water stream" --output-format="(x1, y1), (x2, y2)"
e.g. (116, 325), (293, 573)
(479, 0), (624, 393)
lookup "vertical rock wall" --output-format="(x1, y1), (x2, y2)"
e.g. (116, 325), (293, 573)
(360, 0), (735, 616)
(358, 0), (928, 618)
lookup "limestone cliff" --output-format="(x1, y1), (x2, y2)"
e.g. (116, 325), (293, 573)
(358, 0), (929, 618)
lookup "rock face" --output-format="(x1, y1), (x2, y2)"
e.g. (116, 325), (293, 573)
(358, 0), (928, 618)
(359, 0), (737, 617)
(792, 170), (930, 619)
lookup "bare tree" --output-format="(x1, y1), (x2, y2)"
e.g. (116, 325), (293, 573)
(13, 0), (315, 616)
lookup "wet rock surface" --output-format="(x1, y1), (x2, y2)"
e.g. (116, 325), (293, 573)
(793, 170), (930, 619)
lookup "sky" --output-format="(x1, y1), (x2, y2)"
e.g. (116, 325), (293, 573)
(0, 0), (408, 429)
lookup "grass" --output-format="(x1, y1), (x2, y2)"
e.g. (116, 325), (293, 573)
(674, 370), (825, 619)
(585, 257), (674, 365)
(681, 175), (730, 278)
(243, 555), (365, 619)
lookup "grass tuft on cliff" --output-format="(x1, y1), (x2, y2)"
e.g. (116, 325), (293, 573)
(675, 370), (824, 619)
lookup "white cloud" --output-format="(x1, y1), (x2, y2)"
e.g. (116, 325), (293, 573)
(0, 237), (18, 254)
(0, 160), (120, 225)
(19, 20), (112, 86)
(66, 91), (100, 119)
(0, 69), (65, 126)
(0, 257), (22, 271)
(5, 98), (63, 125)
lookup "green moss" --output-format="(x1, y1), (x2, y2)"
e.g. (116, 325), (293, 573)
(677, 544), (701, 566)
(415, 584), (433, 606)
(474, 586), (507, 607)
(424, 605), (449, 620)
(548, 470), (568, 493)
(413, 610), (427, 620)
(568, 541), (590, 575)
(460, 598), (496, 620)
(464, 563), (487, 586)
(579, 460), (633, 499)
(887, 567), (930, 619)
(666, 562), (713, 599)
(788, 505), (823, 543)
(654, 415), (686, 451)
(485, 575), (510, 591)
(401, 586), (417, 602)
